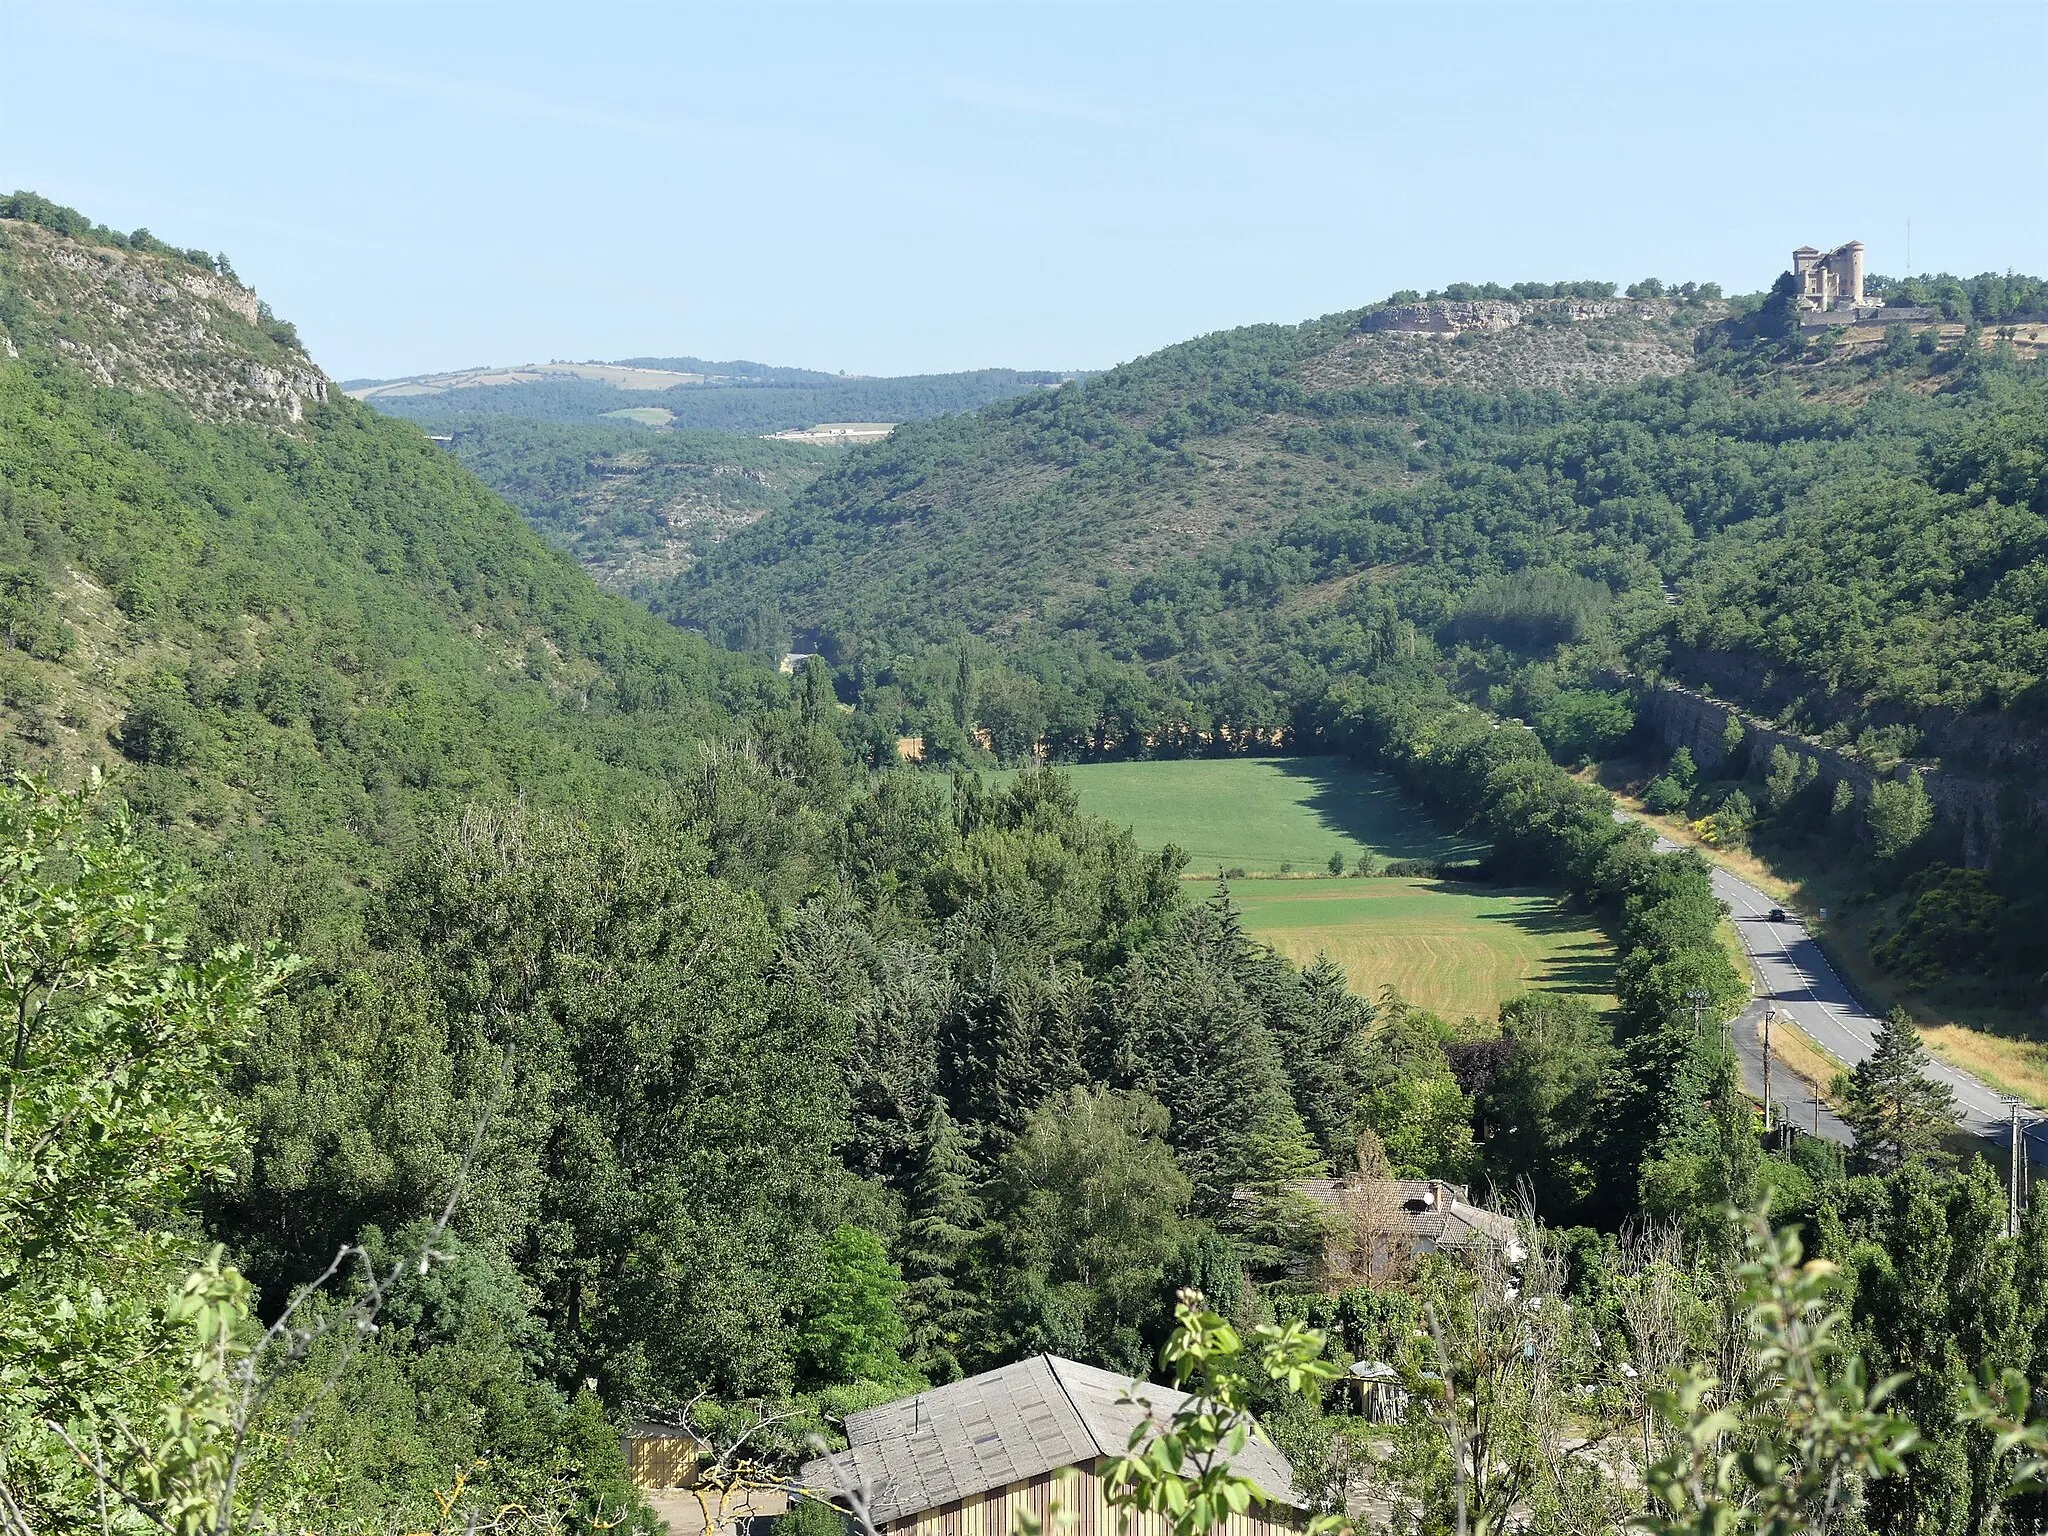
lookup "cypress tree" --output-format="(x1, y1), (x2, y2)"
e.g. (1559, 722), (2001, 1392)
(1267, 952), (1376, 1161)
(1109, 892), (1322, 1215)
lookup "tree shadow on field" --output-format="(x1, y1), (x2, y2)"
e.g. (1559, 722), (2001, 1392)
(1271, 757), (1485, 863)
(1458, 887), (1617, 1000)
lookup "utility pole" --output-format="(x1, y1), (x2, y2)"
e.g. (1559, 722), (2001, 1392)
(1761, 1004), (1776, 1135)
(1811, 1094), (1823, 1138)
(2011, 1101), (2027, 1238)
(1687, 988), (1710, 1044)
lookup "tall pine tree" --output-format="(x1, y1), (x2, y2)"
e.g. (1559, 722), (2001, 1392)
(1840, 1008), (1959, 1172)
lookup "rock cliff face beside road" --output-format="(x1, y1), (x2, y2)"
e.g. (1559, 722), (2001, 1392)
(1636, 678), (2021, 868)
(0, 218), (328, 426)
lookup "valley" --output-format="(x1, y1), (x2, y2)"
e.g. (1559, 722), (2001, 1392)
(5, 169), (2046, 1536)
(995, 754), (1613, 1019)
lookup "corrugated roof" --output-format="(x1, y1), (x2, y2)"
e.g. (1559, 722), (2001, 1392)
(801, 1355), (1301, 1525)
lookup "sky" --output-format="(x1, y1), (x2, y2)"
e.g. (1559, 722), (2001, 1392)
(4, 1), (2043, 381)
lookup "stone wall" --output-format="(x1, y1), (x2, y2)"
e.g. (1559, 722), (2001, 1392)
(1635, 679), (2015, 867)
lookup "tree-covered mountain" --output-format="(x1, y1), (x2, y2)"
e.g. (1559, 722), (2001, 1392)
(0, 197), (783, 917)
(636, 271), (2047, 1020)
(662, 280), (2045, 726)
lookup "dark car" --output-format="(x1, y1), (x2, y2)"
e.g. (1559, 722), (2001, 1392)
(1769, 906), (1787, 922)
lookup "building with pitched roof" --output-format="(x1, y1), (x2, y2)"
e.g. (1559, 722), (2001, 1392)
(798, 1354), (1304, 1536)
(1268, 1177), (1524, 1286)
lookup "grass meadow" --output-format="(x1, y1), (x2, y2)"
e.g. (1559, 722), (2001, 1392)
(1025, 756), (1485, 875)
(1019, 756), (1615, 1020)
(1230, 880), (1615, 1020)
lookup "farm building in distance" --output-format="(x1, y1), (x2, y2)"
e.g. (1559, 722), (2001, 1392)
(799, 1354), (1305, 1536)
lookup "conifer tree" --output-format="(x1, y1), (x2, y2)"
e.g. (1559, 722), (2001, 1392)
(1267, 953), (1376, 1160)
(898, 1097), (986, 1383)
(1110, 893), (1323, 1215)
(1857, 1161), (2028, 1535)
(1840, 1008), (1959, 1172)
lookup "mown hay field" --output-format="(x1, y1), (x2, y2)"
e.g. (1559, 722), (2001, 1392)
(1025, 756), (1615, 1020)
(1229, 880), (1615, 1020)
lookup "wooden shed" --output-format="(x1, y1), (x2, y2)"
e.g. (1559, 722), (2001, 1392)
(623, 1423), (707, 1491)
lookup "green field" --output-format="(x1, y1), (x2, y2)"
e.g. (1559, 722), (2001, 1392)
(1020, 756), (1612, 1018)
(1230, 880), (1615, 1020)
(1021, 757), (1485, 874)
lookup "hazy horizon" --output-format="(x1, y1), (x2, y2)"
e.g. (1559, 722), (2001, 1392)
(7, 0), (2043, 381)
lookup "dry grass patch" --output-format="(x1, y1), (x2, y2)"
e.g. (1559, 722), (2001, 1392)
(1770, 1016), (1849, 1108)
(1918, 1026), (2048, 1109)
(1231, 879), (1616, 1022)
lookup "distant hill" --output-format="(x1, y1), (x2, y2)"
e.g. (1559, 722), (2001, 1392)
(348, 356), (1073, 434)
(432, 418), (840, 595)
(657, 276), (2048, 787)
(0, 194), (776, 913)
(663, 289), (1722, 649)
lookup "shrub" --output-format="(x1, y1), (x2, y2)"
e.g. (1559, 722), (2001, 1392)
(1644, 775), (1689, 815)
(1873, 866), (2005, 983)
(116, 690), (207, 767)
(0, 565), (71, 660)
(1531, 687), (1636, 763)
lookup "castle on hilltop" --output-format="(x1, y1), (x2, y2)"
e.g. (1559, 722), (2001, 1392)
(1792, 241), (1880, 316)
(1788, 240), (1920, 327)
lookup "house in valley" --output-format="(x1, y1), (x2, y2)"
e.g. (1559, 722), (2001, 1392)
(798, 1354), (1305, 1536)
(1275, 1177), (1523, 1285)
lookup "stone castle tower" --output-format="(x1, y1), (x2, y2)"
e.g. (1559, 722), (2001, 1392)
(1792, 241), (1866, 311)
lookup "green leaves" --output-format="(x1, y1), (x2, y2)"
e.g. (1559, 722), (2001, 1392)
(0, 776), (287, 1536)
(1637, 1209), (1918, 1536)
(1103, 1290), (1339, 1536)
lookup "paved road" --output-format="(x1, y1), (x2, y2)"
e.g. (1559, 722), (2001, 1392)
(1623, 814), (2015, 1142)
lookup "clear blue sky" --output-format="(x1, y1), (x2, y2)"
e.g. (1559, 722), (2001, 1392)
(6, 1), (2042, 381)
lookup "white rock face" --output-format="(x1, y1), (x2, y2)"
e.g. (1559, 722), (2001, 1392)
(0, 218), (329, 429)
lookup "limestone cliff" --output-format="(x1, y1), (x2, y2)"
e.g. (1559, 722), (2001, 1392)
(0, 218), (328, 427)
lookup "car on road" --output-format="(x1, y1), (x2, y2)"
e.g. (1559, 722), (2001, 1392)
(1769, 906), (1787, 922)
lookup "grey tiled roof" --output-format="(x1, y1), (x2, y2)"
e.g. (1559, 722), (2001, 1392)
(799, 1354), (1301, 1525)
(1277, 1178), (1521, 1250)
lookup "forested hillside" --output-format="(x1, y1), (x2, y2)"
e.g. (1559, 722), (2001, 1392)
(433, 419), (839, 593)
(665, 288), (1719, 651)
(651, 271), (2048, 1014)
(12, 189), (2048, 1536)
(0, 197), (782, 914)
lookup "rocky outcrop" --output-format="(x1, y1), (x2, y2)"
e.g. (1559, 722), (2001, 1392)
(1364, 300), (1526, 335)
(1359, 298), (1649, 335)
(1300, 297), (1702, 395)
(1636, 679), (2033, 867)
(1663, 645), (2048, 781)
(0, 219), (327, 429)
